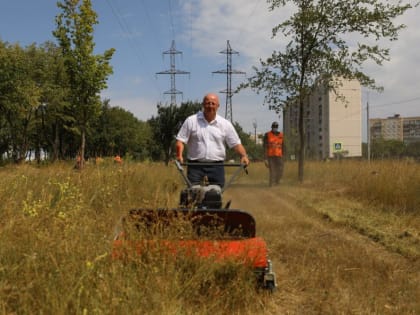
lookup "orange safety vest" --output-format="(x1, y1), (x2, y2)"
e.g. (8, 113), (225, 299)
(266, 131), (283, 157)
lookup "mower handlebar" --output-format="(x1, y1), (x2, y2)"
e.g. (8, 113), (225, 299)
(180, 162), (245, 167)
(174, 160), (248, 192)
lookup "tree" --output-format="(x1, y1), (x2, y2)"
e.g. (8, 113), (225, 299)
(227, 122), (264, 161)
(371, 138), (405, 159)
(148, 101), (201, 165)
(405, 141), (420, 159)
(0, 42), (42, 163)
(89, 100), (152, 159)
(242, 0), (413, 181)
(0, 40), (74, 163)
(53, 0), (114, 168)
(0, 40), (12, 161)
(36, 41), (72, 162)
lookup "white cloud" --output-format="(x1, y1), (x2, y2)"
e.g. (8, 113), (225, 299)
(183, 0), (420, 122)
(182, 0), (288, 64)
(361, 5), (420, 118)
(106, 0), (420, 133)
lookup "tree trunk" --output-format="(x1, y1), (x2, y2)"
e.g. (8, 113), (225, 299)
(52, 120), (60, 162)
(80, 129), (86, 169)
(164, 146), (172, 166)
(35, 146), (41, 164)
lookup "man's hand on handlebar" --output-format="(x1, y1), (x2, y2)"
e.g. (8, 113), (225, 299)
(240, 155), (250, 166)
(176, 156), (184, 164)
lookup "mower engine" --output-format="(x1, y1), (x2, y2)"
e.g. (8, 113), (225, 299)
(179, 184), (222, 209)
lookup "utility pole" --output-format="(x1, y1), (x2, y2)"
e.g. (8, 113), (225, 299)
(367, 98), (370, 162)
(156, 40), (189, 105)
(252, 119), (257, 145)
(212, 40), (245, 122)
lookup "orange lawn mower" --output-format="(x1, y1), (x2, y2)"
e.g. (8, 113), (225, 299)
(112, 161), (277, 291)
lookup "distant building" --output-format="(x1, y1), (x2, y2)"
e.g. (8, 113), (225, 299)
(249, 133), (263, 145)
(284, 77), (362, 159)
(369, 114), (420, 144)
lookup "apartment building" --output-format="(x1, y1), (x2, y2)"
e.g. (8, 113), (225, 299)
(370, 114), (420, 144)
(284, 77), (362, 159)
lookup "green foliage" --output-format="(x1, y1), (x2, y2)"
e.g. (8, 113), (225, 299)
(371, 138), (406, 159)
(89, 99), (152, 159)
(36, 41), (72, 161)
(148, 101), (202, 164)
(363, 140), (420, 160)
(241, 0), (413, 181)
(405, 141), (420, 158)
(0, 40), (75, 163)
(0, 42), (43, 162)
(53, 0), (115, 167)
(227, 122), (264, 161)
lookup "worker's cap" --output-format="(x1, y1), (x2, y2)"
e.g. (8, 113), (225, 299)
(271, 121), (279, 128)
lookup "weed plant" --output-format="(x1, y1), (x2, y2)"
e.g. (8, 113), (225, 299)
(0, 161), (270, 315)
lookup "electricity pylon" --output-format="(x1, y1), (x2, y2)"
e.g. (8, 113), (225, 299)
(156, 40), (190, 105)
(212, 40), (245, 122)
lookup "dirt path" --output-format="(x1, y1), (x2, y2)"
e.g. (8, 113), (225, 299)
(224, 182), (419, 314)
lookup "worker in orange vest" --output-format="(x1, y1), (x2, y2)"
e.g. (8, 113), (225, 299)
(74, 154), (82, 169)
(114, 154), (122, 164)
(263, 121), (284, 186)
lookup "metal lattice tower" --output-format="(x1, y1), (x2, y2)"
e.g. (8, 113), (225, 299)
(156, 40), (190, 105)
(212, 40), (245, 122)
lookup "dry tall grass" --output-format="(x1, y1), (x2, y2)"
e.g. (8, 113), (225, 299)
(290, 160), (420, 259)
(0, 161), (270, 315)
(226, 160), (419, 314)
(0, 159), (419, 314)
(242, 159), (419, 259)
(301, 159), (420, 212)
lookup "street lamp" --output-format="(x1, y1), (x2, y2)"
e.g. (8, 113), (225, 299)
(252, 119), (257, 145)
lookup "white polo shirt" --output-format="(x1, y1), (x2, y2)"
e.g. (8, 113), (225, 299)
(176, 111), (241, 161)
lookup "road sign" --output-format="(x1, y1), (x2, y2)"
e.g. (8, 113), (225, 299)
(333, 142), (343, 152)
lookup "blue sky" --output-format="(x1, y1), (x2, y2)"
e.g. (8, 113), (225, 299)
(1, 0), (419, 137)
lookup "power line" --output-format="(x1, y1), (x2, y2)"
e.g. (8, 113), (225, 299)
(236, 0), (262, 41)
(168, 0), (175, 39)
(184, 0), (194, 98)
(137, 0), (164, 52)
(105, 0), (143, 59)
(105, 0), (162, 96)
(370, 96), (420, 108)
